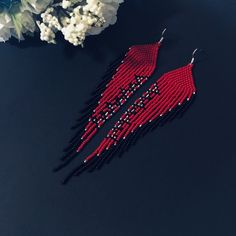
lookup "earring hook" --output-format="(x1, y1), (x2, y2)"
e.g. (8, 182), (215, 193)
(158, 28), (167, 44)
(190, 48), (199, 64)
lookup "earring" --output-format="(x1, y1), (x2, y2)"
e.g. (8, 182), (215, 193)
(62, 49), (199, 184)
(58, 29), (167, 168)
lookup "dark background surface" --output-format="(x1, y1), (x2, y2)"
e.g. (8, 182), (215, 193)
(0, 0), (236, 235)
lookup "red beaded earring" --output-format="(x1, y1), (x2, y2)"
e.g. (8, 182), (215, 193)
(58, 29), (167, 169)
(62, 49), (198, 183)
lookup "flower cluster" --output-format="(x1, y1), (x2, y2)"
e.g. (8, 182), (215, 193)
(0, 0), (51, 42)
(37, 0), (123, 46)
(0, 0), (123, 45)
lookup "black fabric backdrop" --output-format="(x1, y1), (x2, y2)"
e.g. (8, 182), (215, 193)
(0, 0), (236, 235)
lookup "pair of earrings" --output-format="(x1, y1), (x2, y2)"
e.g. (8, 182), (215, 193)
(56, 29), (198, 184)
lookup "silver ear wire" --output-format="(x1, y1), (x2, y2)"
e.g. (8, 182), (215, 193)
(158, 28), (167, 44)
(190, 48), (198, 64)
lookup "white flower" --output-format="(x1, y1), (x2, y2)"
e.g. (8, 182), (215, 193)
(0, 0), (52, 42)
(62, 0), (72, 9)
(37, 21), (56, 43)
(0, 12), (12, 42)
(22, 0), (52, 14)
